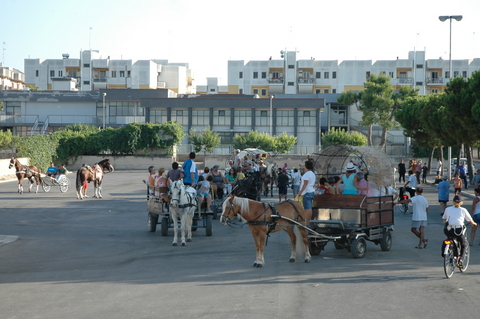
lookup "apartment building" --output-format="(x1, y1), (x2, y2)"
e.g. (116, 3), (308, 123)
(24, 50), (196, 94)
(0, 64), (25, 90)
(222, 50), (480, 97)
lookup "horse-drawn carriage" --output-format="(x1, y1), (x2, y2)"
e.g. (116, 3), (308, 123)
(147, 182), (213, 246)
(41, 175), (70, 193)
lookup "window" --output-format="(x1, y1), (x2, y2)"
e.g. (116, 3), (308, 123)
(83, 81), (90, 85)
(416, 82), (423, 86)
(58, 71), (63, 77)
(111, 71), (117, 78)
(109, 101), (136, 116)
(213, 110), (231, 125)
(255, 110), (270, 126)
(261, 89), (267, 96)
(276, 110), (294, 126)
(239, 88), (243, 94)
(120, 71), (125, 77)
(127, 71), (131, 77)
(416, 64), (423, 69)
(389, 71), (394, 78)
(332, 89), (337, 93)
(170, 109), (188, 125)
(253, 72), (258, 79)
(462, 71), (467, 78)
(316, 72), (321, 79)
(454, 71), (459, 77)
(253, 89), (259, 94)
(303, 72), (310, 78)
(192, 110), (210, 126)
(6, 102), (21, 115)
(431, 89), (439, 93)
(262, 72), (267, 79)
(324, 89), (329, 93)
(288, 82), (294, 86)
(330, 104), (347, 125)
(445, 71), (450, 78)
(288, 65), (294, 69)
(239, 72), (243, 79)
(210, 88), (216, 92)
(324, 72), (329, 79)
(366, 71), (371, 78)
(99, 71), (106, 78)
(83, 63), (90, 68)
(332, 71), (337, 79)
(50, 70), (55, 77)
(234, 110), (252, 126)
(149, 109), (167, 124)
(272, 72), (279, 78)
(315, 89), (321, 94)
(297, 110), (316, 126)
(36, 70), (39, 77)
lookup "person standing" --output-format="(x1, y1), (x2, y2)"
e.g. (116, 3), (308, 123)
(471, 169), (480, 188)
(398, 187), (429, 249)
(437, 176), (450, 216)
(443, 195), (477, 268)
(456, 161), (468, 189)
(415, 160), (422, 184)
(398, 159), (406, 183)
(233, 149), (243, 168)
(469, 188), (480, 246)
(183, 152), (198, 187)
(453, 173), (462, 195)
(436, 157), (443, 179)
(298, 160), (316, 227)
(276, 169), (290, 201)
(421, 163), (429, 184)
(337, 162), (359, 195)
(291, 168), (301, 198)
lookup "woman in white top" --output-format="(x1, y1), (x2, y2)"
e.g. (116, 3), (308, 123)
(469, 188), (480, 245)
(298, 160), (316, 227)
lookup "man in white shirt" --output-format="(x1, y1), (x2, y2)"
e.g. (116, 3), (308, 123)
(398, 187), (429, 249)
(436, 157), (442, 179)
(404, 170), (417, 198)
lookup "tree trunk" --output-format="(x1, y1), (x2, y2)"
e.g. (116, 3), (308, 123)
(379, 127), (387, 150)
(465, 144), (473, 184)
(367, 125), (373, 146)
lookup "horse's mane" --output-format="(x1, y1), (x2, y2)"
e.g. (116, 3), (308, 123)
(223, 196), (251, 215)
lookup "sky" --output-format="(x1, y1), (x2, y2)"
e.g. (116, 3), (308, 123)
(1, 0), (480, 85)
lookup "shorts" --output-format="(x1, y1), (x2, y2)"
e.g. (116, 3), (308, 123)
(302, 192), (314, 209)
(293, 185), (300, 194)
(278, 185), (288, 195)
(412, 220), (427, 228)
(201, 193), (210, 199)
(473, 214), (480, 224)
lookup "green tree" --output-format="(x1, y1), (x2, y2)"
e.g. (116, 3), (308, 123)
(188, 126), (220, 166)
(0, 129), (14, 149)
(274, 132), (297, 154)
(321, 128), (367, 147)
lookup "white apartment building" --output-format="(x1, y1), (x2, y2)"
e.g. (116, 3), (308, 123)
(214, 50), (480, 97)
(24, 50), (196, 94)
(0, 64), (25, 90)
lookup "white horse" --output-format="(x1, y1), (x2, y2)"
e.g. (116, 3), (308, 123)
(169, 180), (198, 246)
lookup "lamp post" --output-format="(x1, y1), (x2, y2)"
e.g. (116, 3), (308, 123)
(439, 15), (462, 180)
(269, 94), (274, 136)
(102, 92), (107, 129)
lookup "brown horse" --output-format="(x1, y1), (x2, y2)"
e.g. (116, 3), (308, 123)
(8, 157), (42, 194)
(76, 159), (114, 199)
(221, 195), (311, 267)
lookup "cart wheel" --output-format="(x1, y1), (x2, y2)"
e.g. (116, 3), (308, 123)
(60, 178), (70, 193)
(460, 244), (469, 273)
(380, 230), (392, 251)
(351, 237), (367, 258)
(161, 217), (169, 236)
(205, 216), (213, 236)
(191, 218), (198, 232)
(148, 213), (158, 232)
(308, 239), (322, 256)
(42, 182), (51, 193)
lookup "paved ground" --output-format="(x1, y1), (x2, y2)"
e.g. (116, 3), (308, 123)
(1, 171), (480, 319)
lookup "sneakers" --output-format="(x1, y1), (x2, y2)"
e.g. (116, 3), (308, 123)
(206, 209), (213, 213)
(457, 257), (464, 268)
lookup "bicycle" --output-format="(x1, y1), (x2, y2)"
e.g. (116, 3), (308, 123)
(443, 226), (470, 279)
(397, 187), (409, 214)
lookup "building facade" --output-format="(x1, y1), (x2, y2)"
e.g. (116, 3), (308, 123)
(222, 50), (480, 97)
(24, 50), (196, 94)
(0, 64), (25, 90)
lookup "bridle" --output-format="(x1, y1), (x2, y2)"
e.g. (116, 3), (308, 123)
(169, 182), (182, 207)
(221, 200), (246, 228)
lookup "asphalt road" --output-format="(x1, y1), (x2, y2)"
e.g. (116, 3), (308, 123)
(1, 171), (480, 319)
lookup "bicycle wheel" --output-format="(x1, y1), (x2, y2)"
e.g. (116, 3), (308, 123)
(398, 202), (408, 214)
(444, 246), (455, 278)
(460, 244), (470, 272)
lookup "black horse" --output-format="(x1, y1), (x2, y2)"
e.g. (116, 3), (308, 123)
(232, 171), (262, 201)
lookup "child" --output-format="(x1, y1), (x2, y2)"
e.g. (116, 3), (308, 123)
(453, 173), (462, 195)
(198, 175), (213, 213)
(421, 163), (429, 184)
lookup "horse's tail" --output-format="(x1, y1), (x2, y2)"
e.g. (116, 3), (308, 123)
(76, 169), (82, 191)
(294, 226), (306, 255)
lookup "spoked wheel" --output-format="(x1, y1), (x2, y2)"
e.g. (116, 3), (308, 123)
(444, 247), (455, 278)
(459, 244), (470, 273)
(60, 177), (70, 193)
(42, 181), (51, 193)
(397, 202), (408, 214)
(350, 237), (367, 258)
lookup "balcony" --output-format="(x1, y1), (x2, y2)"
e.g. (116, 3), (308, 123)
(0, 115), (39, 126)
(297, 78), (315, 84)
(397, 77), (413, 85)
(267, 78), (284, 84)
(426, 77), (444, 84)
(93, 78), (108, 83)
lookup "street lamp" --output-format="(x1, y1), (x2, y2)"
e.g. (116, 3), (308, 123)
(439, 15), (462, 180)
(269, 94), (274, 136)
(102, 92), (107, 129)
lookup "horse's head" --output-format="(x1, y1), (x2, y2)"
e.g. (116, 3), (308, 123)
(99, 159), (114, 173)
(221, 194), (241, 225)
(169, 180), (184, 208)
(8, 157), (15, 169)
